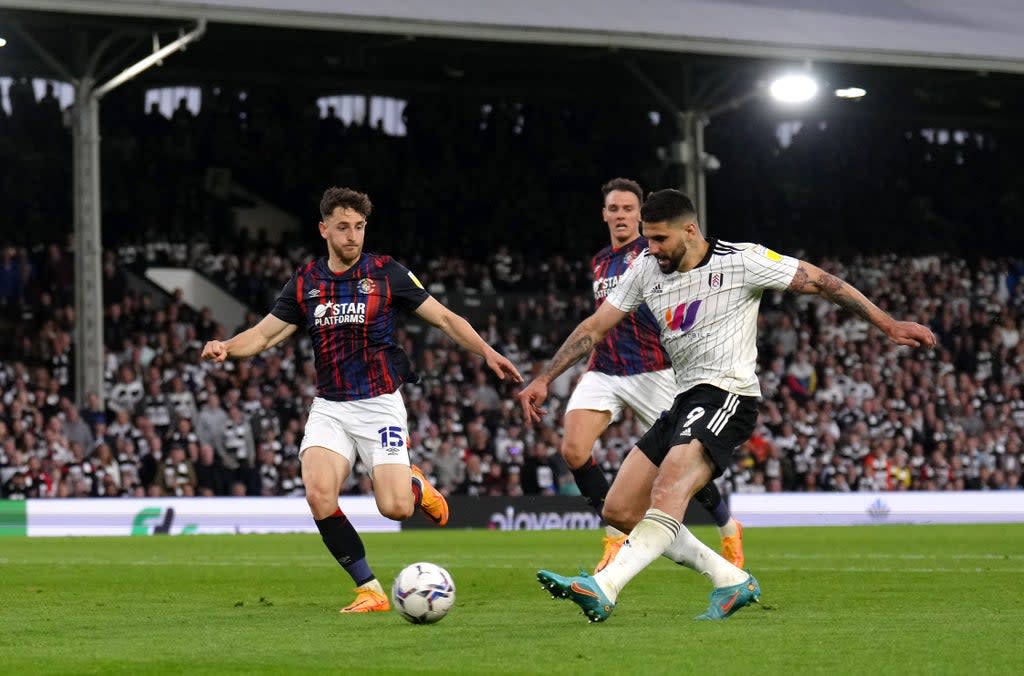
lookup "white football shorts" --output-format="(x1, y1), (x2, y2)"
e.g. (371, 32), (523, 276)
(300, 391), (411, 471)
(565, 368), (677, 428)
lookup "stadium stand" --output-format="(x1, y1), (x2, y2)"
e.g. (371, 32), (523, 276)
(1, 71), (1022, 499)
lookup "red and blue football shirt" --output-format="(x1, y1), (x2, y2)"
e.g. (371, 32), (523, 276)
(589, 236), (671, 376)
(271, 254), (429, 401)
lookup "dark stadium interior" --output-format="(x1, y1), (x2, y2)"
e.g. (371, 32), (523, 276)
(3, 8), (1024, 257)
(0, 7), (1022, 500)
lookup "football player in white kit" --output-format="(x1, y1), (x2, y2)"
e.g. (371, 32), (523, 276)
(561, 178), (743, 572)
(520, 189), (935, 622)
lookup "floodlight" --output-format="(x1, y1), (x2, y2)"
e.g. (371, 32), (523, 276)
(835, 87), (867, 99)
(0, 38), (7, 48)
(769, 74), (819, 104)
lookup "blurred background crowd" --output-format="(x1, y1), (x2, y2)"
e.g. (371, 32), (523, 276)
(2, 77), (1022, 500)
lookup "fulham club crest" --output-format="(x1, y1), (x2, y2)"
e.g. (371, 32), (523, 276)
(708, 272), (724, 290)
(358, 278), (376, 295)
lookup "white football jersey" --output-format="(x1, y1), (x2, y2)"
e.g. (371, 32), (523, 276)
(606, 239), (799, 397)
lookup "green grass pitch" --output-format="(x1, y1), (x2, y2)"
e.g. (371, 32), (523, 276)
(2, 524), (1023, 674)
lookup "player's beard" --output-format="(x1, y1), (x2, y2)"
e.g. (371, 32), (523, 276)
(656, 244), (686, 273)
(330, 241), (362, 267)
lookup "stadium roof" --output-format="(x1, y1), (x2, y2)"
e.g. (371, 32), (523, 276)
(6, 0), (1024, 73)
(1, 1), (1022, 127)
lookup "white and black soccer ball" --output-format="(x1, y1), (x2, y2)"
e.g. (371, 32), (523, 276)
(391, 562), (456, 624)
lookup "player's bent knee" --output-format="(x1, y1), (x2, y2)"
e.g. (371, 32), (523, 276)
(602, 501), (642, 532)
(375, 494), (415, 521)
(380, 503), (415, 521)
(378, 504), (414, 521)
(650, 482), (688, 509)
(304, 486), (339, 519)
(559, 439), (593, 469)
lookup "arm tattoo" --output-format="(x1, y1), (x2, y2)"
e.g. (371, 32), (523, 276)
(815, 273), (874, 322)
(788, 266), (810, 291)
(542, 332), (594, 381)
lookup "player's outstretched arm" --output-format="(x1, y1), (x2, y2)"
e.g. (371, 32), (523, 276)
(788, 260), (936, 349)
(201, 314), (298, 363)
(516, 302), (626, 424)
(414, 297), (523, 383)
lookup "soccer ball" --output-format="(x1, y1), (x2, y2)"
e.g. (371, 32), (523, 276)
(391, 562), (456, 624)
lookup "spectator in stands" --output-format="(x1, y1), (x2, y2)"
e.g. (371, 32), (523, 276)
(221, 405), (257, 493)
(195, 392), (229, 453)
(159, 444), (198, 496)
(136, 380), (173, 437)
(61, 401), (94, 451)
(166, 376), (198, 421)
(108, 365), (143, 416)
(194, 443), (227, 496)
(431, 440), (465, 494)
(458, 453), (487, 496)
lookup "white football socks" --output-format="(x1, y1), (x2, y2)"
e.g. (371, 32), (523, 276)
(718, 517), (739, 538)
(605, 525), (626, 538)
(594, 508), (679, 601)
(358, 578), (385, 595)
(662, 526), (748, 588)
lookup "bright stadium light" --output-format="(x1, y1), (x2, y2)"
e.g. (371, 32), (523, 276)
(769, 73), (819, 104)
(0, 37), (7, 48)
(835, 86), (867, 99)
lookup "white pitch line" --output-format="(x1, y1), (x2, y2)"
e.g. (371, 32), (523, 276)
(755, 552), (1024, 561)
(3, 557), (1024, 574)
(753, 565), (1024, 573)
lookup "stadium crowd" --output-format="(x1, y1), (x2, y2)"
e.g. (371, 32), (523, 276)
(1, 236), (1022, 500)
(2, 79), (1024, 500)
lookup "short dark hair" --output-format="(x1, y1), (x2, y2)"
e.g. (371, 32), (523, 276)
(319, 186), (373, 220)
(641, 189), (696, 224)
(601, 177), (643, 205)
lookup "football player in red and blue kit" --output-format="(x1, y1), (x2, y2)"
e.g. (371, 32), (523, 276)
(202, 187), (522, 613)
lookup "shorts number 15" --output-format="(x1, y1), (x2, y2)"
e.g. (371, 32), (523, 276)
(377, 426), (405, 448)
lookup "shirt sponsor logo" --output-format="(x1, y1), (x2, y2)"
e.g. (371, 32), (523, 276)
(593, 274), (621, 299)
(313, 300), (367, 326)
(664, 299), (703, 333)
